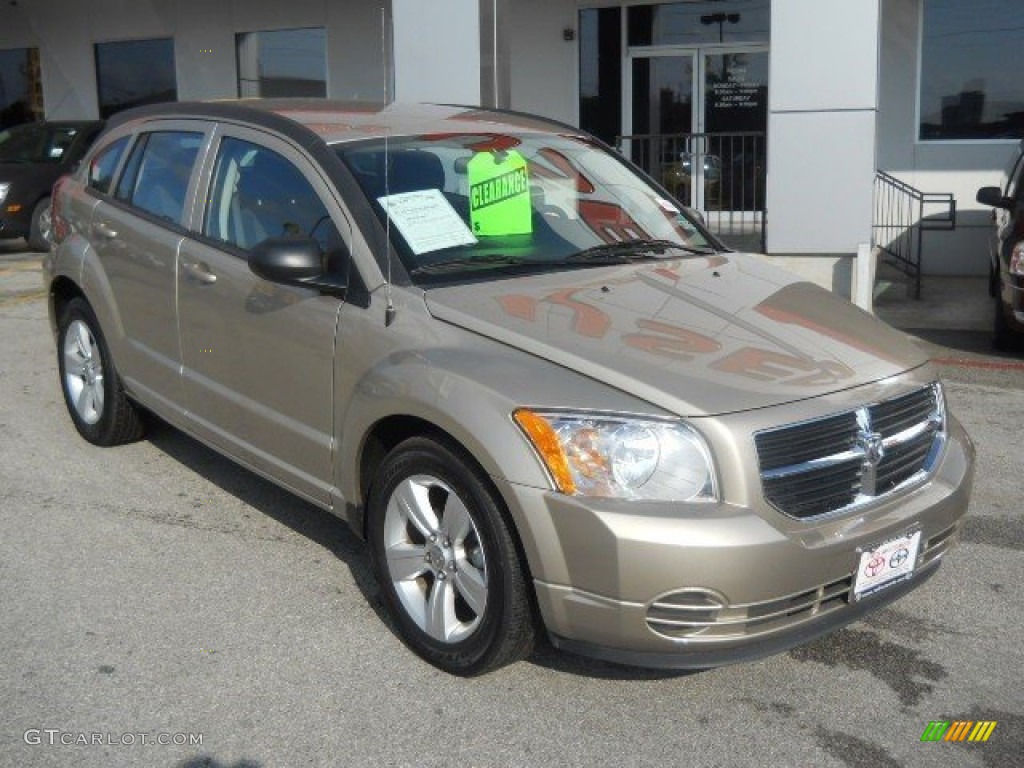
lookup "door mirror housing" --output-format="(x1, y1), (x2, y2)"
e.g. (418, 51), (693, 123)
(249, 236), (325, 283)
(248, 237), (350, 297)
(976, 186), (1012, 210)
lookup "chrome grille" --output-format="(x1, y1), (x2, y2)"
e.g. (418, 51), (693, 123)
(754, 383), (945, 520)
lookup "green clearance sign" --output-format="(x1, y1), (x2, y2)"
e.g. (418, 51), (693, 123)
(467, 150), (533, 236)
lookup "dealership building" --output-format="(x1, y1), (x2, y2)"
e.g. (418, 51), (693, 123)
(1, 0), (1018, 296)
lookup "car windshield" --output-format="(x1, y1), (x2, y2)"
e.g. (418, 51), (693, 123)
(0, 123), (79, 164)
(334, 133), (717, 284)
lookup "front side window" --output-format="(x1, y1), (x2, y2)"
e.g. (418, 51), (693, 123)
(236, 28), (327, 98)
(920, 0), (1024, 141)
(86, 136), (130, 194)
(0, 123), (79, 164)
(204, 137), (342, 257)
(115, 131), (202, 223)
(336, 133), (716, 285)
(95, 38), (177, 119)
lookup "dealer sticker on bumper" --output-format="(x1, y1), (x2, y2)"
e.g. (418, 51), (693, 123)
(853, 530), (922, 600)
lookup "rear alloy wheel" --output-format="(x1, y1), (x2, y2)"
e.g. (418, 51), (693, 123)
(57, 297), (143, 445)
(368, 436), (535, 675)
(28, 197), (52, 252)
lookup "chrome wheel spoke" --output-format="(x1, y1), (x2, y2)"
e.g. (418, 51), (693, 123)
(442, 494), (472, 542)
(425, 576), (457, 642)
(76, 383), (93, 418)
(75, 322), (93, 360)
(385, 542), (429, 582)
(63, 348), (87, 378)
(393, 478), (440, 539)
(454, 560), (487, 616)
(90, 379), (105, 415)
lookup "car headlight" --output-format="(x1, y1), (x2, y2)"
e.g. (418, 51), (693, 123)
(513, 409), (717, 502)
(0, 183), (9, 205)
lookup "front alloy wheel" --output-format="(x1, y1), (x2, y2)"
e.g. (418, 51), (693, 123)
(368, 436), (535, 675)
(383, 475), (489, 643)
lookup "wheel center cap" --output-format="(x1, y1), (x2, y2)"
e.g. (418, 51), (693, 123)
(426, 544), (448, 573)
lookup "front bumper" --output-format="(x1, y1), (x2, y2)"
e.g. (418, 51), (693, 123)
(497, 413), (974, 669)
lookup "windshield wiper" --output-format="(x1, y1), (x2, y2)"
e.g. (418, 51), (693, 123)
(409, 254), (552, 276)
(567, 239), (715, 262)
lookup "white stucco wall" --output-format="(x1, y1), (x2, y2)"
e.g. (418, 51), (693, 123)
(507, 0), (578, 125)
(0, 0), (388, 120)
(766, 0), (881, 257)
(877, 0), (1009, 276)
(392, 0), (481, 104)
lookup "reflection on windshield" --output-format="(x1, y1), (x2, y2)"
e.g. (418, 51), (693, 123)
(0, 124), (78, 164)
(335, 133), (716, 282)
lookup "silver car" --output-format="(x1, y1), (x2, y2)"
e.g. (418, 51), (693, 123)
(44, 100), (974, 675)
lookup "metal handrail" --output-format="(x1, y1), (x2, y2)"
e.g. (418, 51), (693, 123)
(616, 131), (767, 252)
(873, 171), (956, 299)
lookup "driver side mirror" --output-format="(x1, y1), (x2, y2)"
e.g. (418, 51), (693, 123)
(976, 186), (1012, 210)
(248, 236), (347, 296)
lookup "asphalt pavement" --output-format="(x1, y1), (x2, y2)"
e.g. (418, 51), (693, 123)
(1, 241), (1021, 767)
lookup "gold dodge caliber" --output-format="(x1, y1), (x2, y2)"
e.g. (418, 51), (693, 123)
(45, 101), (974, 675)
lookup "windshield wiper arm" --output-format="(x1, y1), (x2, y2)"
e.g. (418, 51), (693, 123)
(409, 254), (551, 275)
(568, 239), (715, 262)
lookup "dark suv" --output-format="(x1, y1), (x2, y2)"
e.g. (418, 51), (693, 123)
(976, 139), (1024, 350)
(0, 120), (104, 251)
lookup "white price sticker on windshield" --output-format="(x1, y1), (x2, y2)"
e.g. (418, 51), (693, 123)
(377, 189), (477, 255)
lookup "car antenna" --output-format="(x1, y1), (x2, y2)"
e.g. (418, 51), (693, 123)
(382, 5), (396, 328)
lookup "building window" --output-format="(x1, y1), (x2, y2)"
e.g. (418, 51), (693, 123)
(0, 47), (42, 129)
(579, 8), (622, 146)
(920, 0), (1024, 141)
(95, 38), (177, 119)
(236, 28), (327, 98)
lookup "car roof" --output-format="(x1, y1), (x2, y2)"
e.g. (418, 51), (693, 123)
(106, 99), (584, 145)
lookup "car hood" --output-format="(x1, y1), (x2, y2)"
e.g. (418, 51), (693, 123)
(423, 253), (927, 417)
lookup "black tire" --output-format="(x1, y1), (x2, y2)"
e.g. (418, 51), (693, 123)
(367, 435), (535, 675)
(57, 297), (144, 446)
(27, 197), (52, 252)
(993, 292), (1020, 352)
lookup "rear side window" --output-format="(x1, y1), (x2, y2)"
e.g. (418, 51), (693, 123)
(114, 131), (203, 224)
(86, 136), (129, 194)
(203, 136), (342, 256)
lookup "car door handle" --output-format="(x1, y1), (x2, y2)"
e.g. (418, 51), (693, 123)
(182, 260), (218, 285)
(92, 221), (118, 239)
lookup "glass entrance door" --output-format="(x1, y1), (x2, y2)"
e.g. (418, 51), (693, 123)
(627, 47), (768, 220)
(702, 51), (768, 222)
(630, 53), (700, 207)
